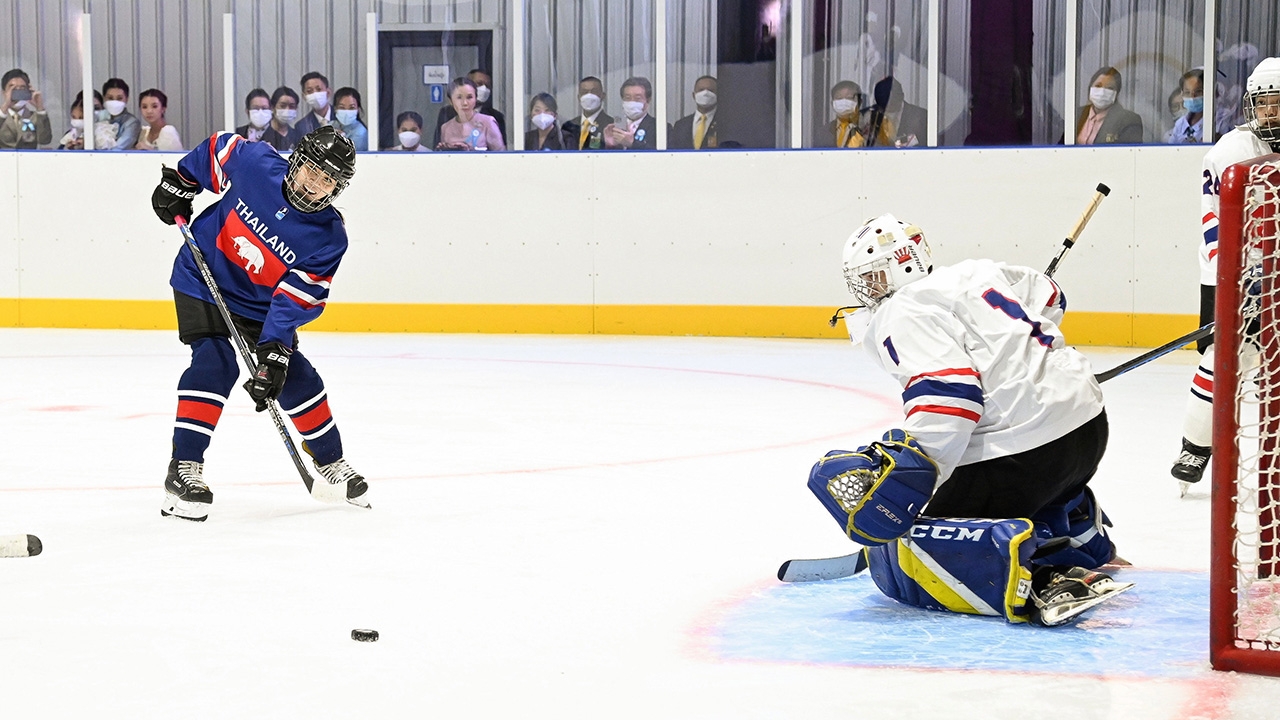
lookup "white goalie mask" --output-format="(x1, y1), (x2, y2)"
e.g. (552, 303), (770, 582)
(841, 213), (933, 310)
(1244, 57), (1280, 145)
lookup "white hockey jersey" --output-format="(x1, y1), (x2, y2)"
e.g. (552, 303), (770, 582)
(1199, 127), (1275, 286)
(861, 259), (1104, 483)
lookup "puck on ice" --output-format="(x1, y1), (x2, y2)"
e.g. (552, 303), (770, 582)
(351, 629), (379, 642)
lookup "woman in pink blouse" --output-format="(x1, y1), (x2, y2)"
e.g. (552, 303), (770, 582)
(436, 77), (505, 151)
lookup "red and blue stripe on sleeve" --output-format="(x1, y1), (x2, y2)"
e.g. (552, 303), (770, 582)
(902, 369), (984, 425)
(176, 132), (243, 194)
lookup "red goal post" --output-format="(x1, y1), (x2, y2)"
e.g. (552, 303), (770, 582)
(1211, 153), (1280, 676)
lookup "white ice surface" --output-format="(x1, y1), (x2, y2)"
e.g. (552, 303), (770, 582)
(1, 329), (1278, 719)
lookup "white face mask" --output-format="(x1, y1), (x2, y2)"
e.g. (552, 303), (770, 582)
(104, 99), (126, 116)
(306, 90), (329, 111)
(832, 98), (858, 117)
(335, 108), (359, 126)
(1089, 87), (1117, 110)
(398, 130), (421, 148)
(579, 93), (602, 113)
(70, 118), (84, 130)
(531, 112), (556, 131)
(694, 89), (717, 108)
(248, 108), (272, 129)
(276, 108), (297, 125)
(476, 85), (491, 103)
(622, 100), (646, 121)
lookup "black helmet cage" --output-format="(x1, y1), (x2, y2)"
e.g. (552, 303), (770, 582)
(285, 126), (356, 213)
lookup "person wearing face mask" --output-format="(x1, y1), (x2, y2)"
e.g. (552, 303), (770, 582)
(235, 88), (273, 143)
(134, 88), (184, 151)
(262, 86), (303, 152)
(389, 111), (429, 151)
(432, 69), (507, 148)
(1072, 67), (1142, 145)
(295, 72), (334, 137)
(331, 87), (368, 152)
(97, 77), (141, 151)
(603, 76), (665, 150)
(437, 77), (505, 151)
(524, 93), (564, 151)
(670, 76), (721, 150)
(1, 68), (52, 149)
(59, 90), (103, 150)
(561, 76), (614, 151)
(1165, 69), (1205, 145)
(818, 81), (867, 148)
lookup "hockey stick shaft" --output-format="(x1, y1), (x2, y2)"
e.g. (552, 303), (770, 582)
(1045, 183), (1111, 278)
(1093, 321), (1214, 384)
(175, 217), (319, 496)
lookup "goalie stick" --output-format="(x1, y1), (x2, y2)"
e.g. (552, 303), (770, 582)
(175, 217), (368, 509)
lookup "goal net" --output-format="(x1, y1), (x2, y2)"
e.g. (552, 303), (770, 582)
(1212, 153), (1280, 677)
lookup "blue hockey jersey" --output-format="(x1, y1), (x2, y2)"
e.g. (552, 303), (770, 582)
(171, 132), (347, 347)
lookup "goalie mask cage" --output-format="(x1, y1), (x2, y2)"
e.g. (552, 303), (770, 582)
(1212, 153), (1280, 677)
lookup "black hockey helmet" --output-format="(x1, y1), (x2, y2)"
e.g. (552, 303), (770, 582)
(285, 125), (356, 213)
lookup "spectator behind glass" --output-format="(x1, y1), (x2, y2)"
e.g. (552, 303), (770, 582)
(525, 93), (564, 151)
(1166, 69), (1205, 144)
(819, 80), (867, 148)
(866, 76), (926, 148)
(235, 88), (272, 142)
(1074, 67), (1143, 145)
(561, 76), (613, 150)
(262, 86), (302, 151)
(99, 77), (141, 150)
(59, 90), (103, 149)
(433, 69), (507, 147)
(671, 76), (720, 150)
(1, 68), (52, 149)
(332, 87), (368, 151)
(135, 88), (183, 151)
(295, 71), (333, 135)
(436, 77), (505, 151)
(390, 111), (429, 151)
(604, 76), (665, 150)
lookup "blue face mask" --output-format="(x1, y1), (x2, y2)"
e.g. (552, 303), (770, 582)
(1183, 96), (1204, 114)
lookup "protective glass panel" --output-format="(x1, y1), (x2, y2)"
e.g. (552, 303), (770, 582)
(1216, 1), (1280, 139)
(1074, 0), (1207, 146)
(0, 5), (76, 150)
(524, 0), (655, 151)
(801, 0), (929, 149)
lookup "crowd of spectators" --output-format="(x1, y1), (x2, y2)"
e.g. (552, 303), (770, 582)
(0, 63), (1239, 152)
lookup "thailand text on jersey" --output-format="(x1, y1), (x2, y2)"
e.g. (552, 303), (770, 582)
(862, 259), (1104, 482)
(1199, 127), (1273, 286)
(171, 132), (348, 346)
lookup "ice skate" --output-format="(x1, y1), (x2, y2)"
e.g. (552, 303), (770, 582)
(1171, 440), (1210, 497)
(1031, 566), (1134, 627)
(161, 459), (213, 522)
(313, 457), (370, 508)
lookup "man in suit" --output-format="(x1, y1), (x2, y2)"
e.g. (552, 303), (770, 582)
(432, 68), (508, 147)
(866, 76), (927, 147)
(561, 76), (613, 150)
(1073, 67), (1143, 144)
(816, 80), (866, 148)
(603, 76), (668, 150)
(670, 75), (721, 150)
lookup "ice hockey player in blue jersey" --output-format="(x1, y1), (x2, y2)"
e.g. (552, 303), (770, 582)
(150, 125), (367, 521)
(807, 214), (1133, 626)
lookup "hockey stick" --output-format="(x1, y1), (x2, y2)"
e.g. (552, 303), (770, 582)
(0, 534), (41, 558)
(1045, 183), (1110, 279)
(1093, 322), (1214, 383)
(174, 217), (365, 508)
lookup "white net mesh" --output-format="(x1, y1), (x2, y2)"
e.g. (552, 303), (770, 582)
(1229, 159), (1280, 651)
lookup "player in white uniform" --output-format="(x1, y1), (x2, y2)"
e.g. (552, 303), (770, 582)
(807, 215), (1131, 626)
(1170, 57), (1280, 486)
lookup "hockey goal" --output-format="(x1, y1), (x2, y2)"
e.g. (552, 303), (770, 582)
(1212, 153), (1280, 677)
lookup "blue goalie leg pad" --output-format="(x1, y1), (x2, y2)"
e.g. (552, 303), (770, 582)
(1030, 487), (1116, 569)
(866, 517), (1039, 623)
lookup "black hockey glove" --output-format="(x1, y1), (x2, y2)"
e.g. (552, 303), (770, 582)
(151, 165), (200, 226)
(243, 342), (291, 412)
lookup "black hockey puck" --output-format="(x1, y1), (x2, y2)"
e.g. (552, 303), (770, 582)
(351, 629), (379, 642)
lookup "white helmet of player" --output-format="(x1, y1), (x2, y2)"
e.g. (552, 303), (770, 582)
(841, 213), (933, 309)
(1244, 57), (1280, 144)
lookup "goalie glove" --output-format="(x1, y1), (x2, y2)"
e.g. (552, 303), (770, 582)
(807, 429), (940, 545)
(243, 341), (291, 412)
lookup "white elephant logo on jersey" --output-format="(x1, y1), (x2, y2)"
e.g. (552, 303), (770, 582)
(231, 236), (265, 274)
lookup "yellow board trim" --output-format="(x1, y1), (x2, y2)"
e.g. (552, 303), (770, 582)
(895, 540), (983, 615)
(0, 298), (1199, 345)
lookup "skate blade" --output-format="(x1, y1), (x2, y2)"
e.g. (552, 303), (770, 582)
(1039, 581), (1135, 627)
(161, 493), (210, 522)
(346, 496), (372, 510)
(1179, 481), (1191, 498)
